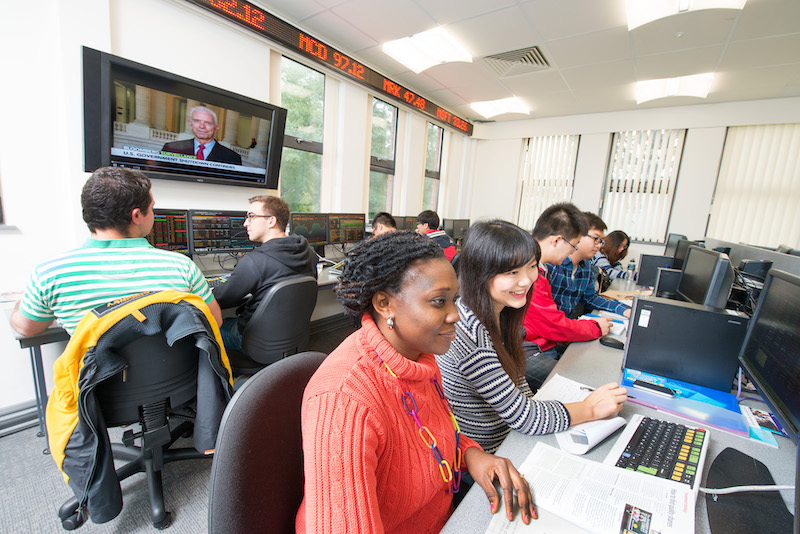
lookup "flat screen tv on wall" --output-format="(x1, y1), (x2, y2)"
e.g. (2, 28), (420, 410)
(83, 47), (287, 189)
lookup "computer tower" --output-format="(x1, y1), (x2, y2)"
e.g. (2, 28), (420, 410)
(623, 296), (749, 392)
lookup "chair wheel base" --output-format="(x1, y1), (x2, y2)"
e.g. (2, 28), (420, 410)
(153, 511), (172, 529)
(60, 509), (88, 530)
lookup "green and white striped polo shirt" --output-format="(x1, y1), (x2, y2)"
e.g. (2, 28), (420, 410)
(20, 238), (212, 335)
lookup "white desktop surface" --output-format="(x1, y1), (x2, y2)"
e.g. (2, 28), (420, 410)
(441, 338), (796, 534)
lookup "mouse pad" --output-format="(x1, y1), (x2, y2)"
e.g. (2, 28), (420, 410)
(705, 447), (793, 533)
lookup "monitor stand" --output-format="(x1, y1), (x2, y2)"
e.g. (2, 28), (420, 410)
(705, 447), (794, 533)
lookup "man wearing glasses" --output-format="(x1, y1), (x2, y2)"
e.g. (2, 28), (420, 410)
(522, 203), (613, 391)
(214, 195), (317, 350)
(548, 212), (632, 320)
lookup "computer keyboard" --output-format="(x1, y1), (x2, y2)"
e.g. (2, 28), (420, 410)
(604, 414), (709, 490)
(205, 275), (229, 289)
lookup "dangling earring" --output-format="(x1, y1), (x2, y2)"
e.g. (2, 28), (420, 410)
(387, 316), (395, 330)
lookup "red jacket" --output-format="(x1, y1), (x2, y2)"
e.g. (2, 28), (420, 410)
(523, 266), (602, 351)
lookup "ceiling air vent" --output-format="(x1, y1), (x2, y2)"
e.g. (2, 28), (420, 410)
(481, 46), (549, 77)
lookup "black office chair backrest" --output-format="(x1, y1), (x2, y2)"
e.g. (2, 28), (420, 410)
(241, 275), (318, 366)
(96, 334), (198, 426)
(207, 351), (327, 534)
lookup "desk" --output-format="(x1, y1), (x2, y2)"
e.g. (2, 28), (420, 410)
(5, 313), (69, 450)
(441, 338), (796, 533)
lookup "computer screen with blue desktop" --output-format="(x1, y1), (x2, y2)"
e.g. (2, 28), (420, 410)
(289, 213), (328, 247)
(188, 210), (255, 254)
(327, 213), (365, 244)
(677, 245), (735, 310)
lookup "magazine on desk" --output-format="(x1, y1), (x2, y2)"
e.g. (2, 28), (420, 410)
(485, 442), (695, 534)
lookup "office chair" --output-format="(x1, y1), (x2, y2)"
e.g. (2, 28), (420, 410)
(226, 275), (318, 375)
(58, 334), (210, 530)
(207, 351), (328, 534)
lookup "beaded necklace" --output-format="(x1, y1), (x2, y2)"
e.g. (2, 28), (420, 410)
(373, 349), (462, 493)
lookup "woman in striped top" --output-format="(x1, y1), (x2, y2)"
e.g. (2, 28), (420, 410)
(436, 220), (627, 454)
(591, 230), (631, 280)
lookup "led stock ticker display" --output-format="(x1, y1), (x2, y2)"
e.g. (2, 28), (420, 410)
(187, 0), (473, 135)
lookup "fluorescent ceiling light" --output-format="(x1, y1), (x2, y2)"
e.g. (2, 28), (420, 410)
(470, 97), (530, 119)
(626, 0), (747, 30)
(382, 27), (472, 73)
(635, 73), (715, 104)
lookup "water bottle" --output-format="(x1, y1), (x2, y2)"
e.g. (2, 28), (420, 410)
(626, 258), (636, 289)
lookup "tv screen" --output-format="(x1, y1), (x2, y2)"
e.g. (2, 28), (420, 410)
(83, 47), (287, 189)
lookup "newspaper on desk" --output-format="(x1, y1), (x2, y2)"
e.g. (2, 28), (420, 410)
(534, 374), (626, 455)
(485, 442), (695, 534)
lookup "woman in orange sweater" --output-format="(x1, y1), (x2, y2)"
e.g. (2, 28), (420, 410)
(296, 231), (535, 533)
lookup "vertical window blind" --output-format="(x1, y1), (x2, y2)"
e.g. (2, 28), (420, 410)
(515, 134), (579, 231)
(707, 123), (800, 248)
(601, 129), (685, 243)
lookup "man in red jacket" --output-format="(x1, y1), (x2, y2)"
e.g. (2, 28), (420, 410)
(523, 203), (612, 391)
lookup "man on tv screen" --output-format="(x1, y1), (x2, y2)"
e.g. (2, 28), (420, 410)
(161, 106), (242, 165)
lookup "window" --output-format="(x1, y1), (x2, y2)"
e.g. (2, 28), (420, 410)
(422, 122), (443, 211)
(279, 57), (324, 212)
(600, 129), (685, 242)
(707, 123), (800, 248)
(368, 98), (397, 219)
(515, 134), (579, 230)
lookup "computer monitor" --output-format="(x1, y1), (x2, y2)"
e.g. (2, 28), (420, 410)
(677, 245), (735, 310)
(392, 216), (418, 231)
(328, 213), (366, 244)
(188, 210), (255, 254)
(738, 269), (800, 445)
(637, 254), (674, 288)
(442, 219), (470, 241)
(663, 233), (688, 257)
(146, 209), (191, 254)
(289, 213), (328, 246)
(737, 269), (800, 534)
(671, 239), (700, 270)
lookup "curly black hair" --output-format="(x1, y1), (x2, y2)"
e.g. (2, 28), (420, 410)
(335, 230), (446, 316)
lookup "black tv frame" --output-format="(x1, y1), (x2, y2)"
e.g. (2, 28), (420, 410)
(83, 46), (287, 189)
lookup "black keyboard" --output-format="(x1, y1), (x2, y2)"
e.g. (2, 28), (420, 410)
(205, 276), (229, 289)
(610, 415), (707, 488)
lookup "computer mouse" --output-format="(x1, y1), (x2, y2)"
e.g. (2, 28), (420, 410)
(599, 336), (625, 350)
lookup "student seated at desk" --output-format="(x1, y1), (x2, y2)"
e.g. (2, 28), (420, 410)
(591, 230), (632, 281)
(213, 195), (317, 350)
(436, 220), (627, 454)
(296, 232), (536, 533)
(10, 167), (222, 337)
(549, 212), (631, 319)
(522, 203), (612, 390)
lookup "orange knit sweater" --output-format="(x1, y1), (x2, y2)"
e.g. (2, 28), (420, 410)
(296, 314), (480, 533)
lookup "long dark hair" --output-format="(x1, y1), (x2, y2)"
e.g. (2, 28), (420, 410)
(602, 230), (630, 265)
(458, 220), (540, 381)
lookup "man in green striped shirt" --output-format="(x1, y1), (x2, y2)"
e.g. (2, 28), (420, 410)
(10, 167), (222, 337)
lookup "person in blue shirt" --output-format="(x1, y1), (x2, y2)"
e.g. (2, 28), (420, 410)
(549, 213), (632, 319)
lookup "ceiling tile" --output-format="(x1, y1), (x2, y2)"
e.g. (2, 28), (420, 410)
(301, 10), (378, 53)
(329, 0), (435, 42)
(414, 0), (518, 25)
(559, 59), (637, 91)
(447, 5), (541, 58)
(541, 26), (632, 69)
(635, 46), (724, 79)
(520, 0), (627, 41)
(720, 34), (800, 70)
(732, 0), (800, 41)
(629, 11), (737, 56)
(501, 69), (572, 97)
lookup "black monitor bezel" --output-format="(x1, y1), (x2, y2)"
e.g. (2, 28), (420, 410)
(677, 245), (734, 309)
(83, 46), (287, 189)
